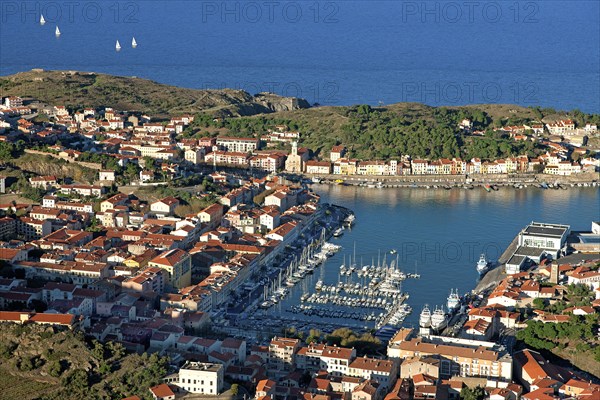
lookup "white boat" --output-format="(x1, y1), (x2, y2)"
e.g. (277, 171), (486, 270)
(476, 254), (489, 275)
(447, 288), (460, 310)
(40, 14), (46, 25)
(419, 304), (432, 328)
(430, 306), (448, 332)
(344, 214), (355, 225)
(132, 37), (137, 48)
(116, 40), (122, 51)
(333, 227), (344, 237)
(390, 249), (397, 255)
(55, 26), (61, 36)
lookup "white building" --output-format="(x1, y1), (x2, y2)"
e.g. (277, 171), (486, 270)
(216, 137), (259, 153)
(518, 222), (570, 259)
(174, 361), (224, 395)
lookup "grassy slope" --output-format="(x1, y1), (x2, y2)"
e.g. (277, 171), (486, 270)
(0, 70), (304, 117)
(0, 322), (166, 400)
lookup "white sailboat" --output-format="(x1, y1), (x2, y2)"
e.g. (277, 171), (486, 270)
(40, 14), (46, 25)
(131, 37), (137, 48)
(115, 40), (122, 51)
(55, 26), (61, 36)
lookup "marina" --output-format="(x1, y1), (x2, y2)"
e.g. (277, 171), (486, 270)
(225, 186), (598, 340)
(257, 236), (420, 330)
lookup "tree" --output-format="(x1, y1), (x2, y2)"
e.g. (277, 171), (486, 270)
(460, 385), (486, 400)
(48, 360), (64, 377)
(532, 298), (546, 310)
(230, 383), (239, 396)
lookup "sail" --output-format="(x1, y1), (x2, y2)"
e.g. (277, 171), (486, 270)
(55, 26), (61, 36)
(132, 37), (137, 48)
(40, 15), (46, 25)
(116, 40), (121, 51)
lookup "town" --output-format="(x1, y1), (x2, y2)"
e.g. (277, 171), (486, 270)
(0, 95), (598, 400)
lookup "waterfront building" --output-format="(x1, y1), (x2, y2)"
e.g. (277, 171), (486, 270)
(305, 160), (332, 174)
(330, 145), (347, 162)
(505, 222), (570, 275)
(518, 222), (570, 258)
(333, 158), (359, 175)
(387, 328), (512, 381)
(285, 141), (308, 173)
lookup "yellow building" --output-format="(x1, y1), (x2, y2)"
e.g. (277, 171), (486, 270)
(148, 249), (192, 289)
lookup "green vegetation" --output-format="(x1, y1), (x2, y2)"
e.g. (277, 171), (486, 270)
(77, 152), (141, 184)
(186, 104), (548, 161)
(0, 142), (25, 163)
(0, 323), (169, 400)
(1, 70), (306, 117)
(132, 183), (218, 217)
(325, 327), (384, 356)
(516, 284), (600, 377)
(460, 385), (486, 400)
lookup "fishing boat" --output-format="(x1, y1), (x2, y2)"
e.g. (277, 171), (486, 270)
(476, 254), (489, 276)
(333, 227), (344, 237)
(419, 305), (432, 328)
(446, 288), (460, 310)
(132, 37), (137, 48)
(40, 14), (46, 25)
(430, 306), (448, 332)
(55, 26), (61, 36)
(116, 40), (122, 51)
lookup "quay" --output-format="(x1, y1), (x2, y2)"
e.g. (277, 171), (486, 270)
(307, 171), (599, 189)
(440, 232), (519, 337)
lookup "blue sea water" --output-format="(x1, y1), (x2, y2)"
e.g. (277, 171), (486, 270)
(1, 1), (599, 112)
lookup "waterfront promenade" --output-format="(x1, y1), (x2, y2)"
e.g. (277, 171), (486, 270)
(307, 172), (599, 188)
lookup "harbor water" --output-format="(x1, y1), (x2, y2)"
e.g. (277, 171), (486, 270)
(264, 186), (600, 330)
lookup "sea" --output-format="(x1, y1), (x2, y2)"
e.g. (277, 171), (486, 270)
(0, 1), (599, 112)
(265, 185), (600, 329)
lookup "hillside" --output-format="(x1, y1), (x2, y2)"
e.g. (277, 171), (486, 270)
(0, 70), (310, 117)
(2, 70), (599, 161)
(0, 322), (168, 400)
(186, 103), (552, 160)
